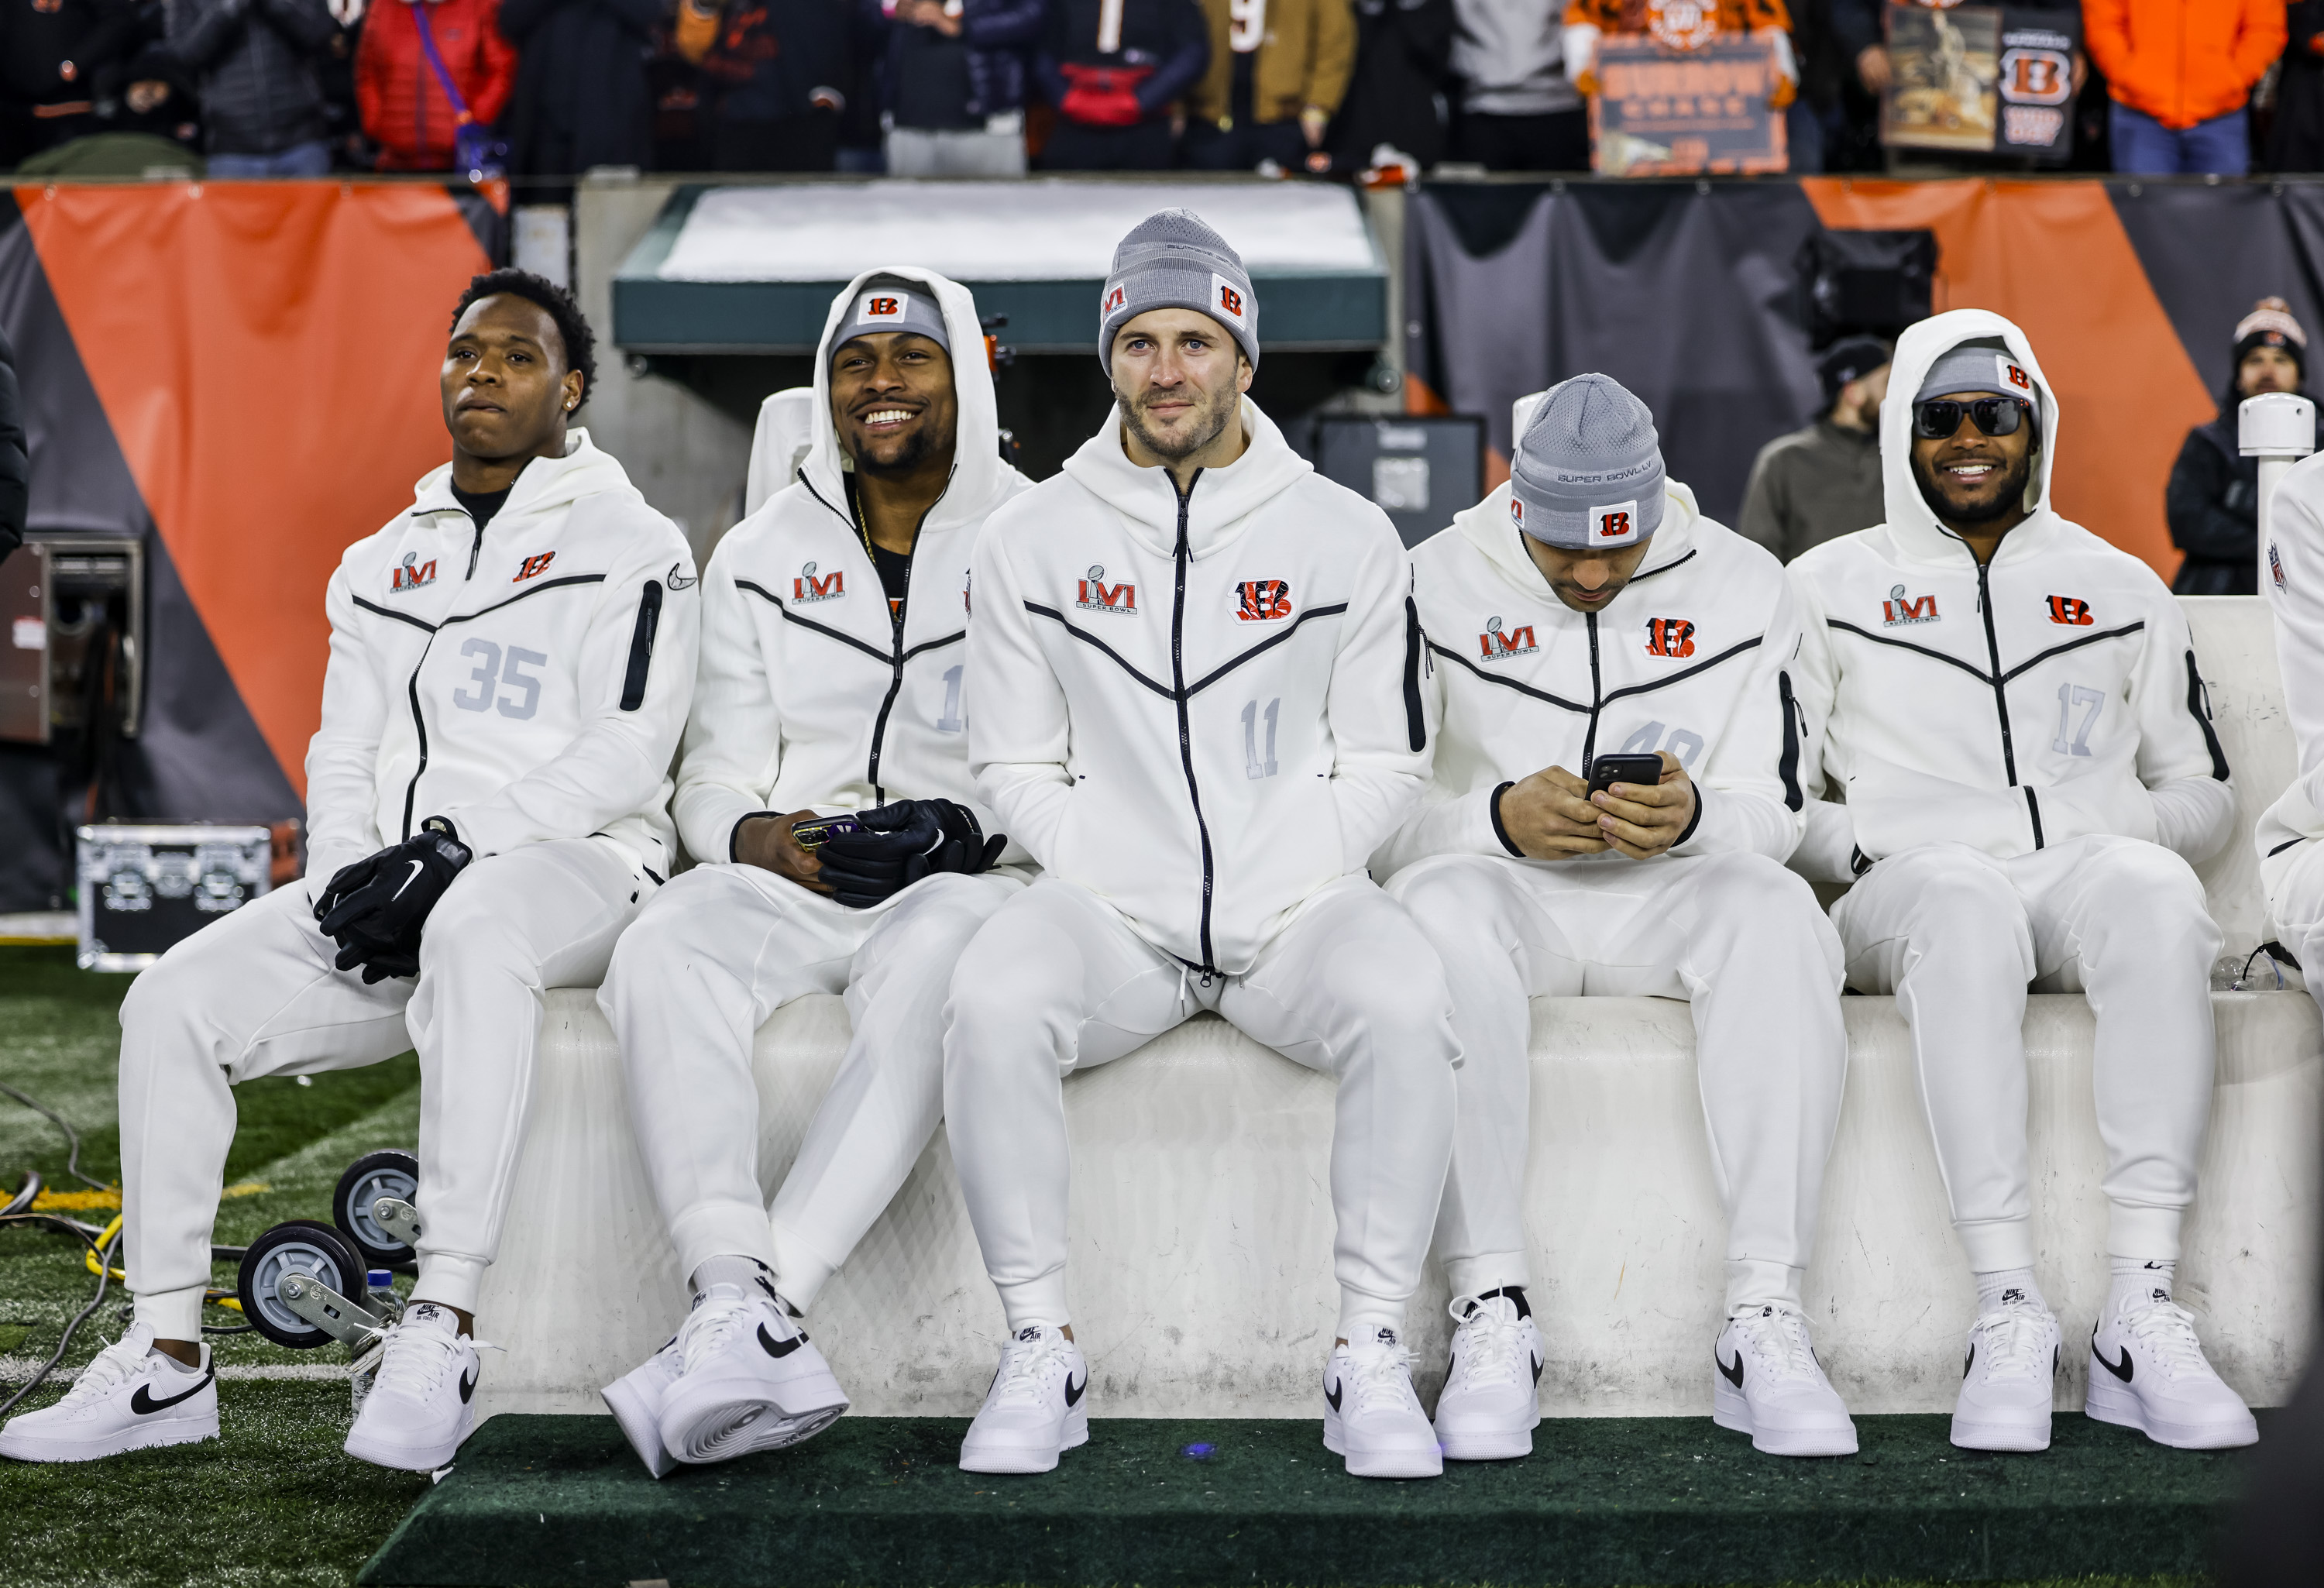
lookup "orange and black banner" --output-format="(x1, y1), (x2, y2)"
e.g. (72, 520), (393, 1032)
(0, 180), (500, 910)
(1406, 177), (2324, 587)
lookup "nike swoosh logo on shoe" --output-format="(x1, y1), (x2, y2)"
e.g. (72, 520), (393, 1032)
(1530, 1353), (1543, 1384)
(459, 1366), (478, 1403)
(1064, 1373), (1086, 1408)
(1324, 1380), (1342, 1413)
(2095, 1342), (2134, 1382)
(1964, 1343), (1975, 1379)
(758, 1323), (804, 1359)
(1717, 1350), (1745, 1388)
(391, 858), (426, 900)
(130, 1370), (215, 1414)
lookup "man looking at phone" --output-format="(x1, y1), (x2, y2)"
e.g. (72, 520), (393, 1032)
(594, 268), (1031, 1476)
(1375, 373), (1858, 1460)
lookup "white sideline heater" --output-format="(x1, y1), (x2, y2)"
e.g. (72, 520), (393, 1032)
(2241, 390), (2318, 588)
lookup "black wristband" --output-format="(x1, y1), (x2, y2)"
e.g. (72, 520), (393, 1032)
(1487, 782), (1524, 858)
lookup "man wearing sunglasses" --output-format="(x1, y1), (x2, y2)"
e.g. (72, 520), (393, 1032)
(1786, 310), (2254, 1456)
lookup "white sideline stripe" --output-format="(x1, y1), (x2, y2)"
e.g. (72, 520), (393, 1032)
(0, 1356), (346, 1383)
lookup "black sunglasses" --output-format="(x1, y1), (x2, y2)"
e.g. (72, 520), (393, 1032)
(1912, 396), (2030, 441)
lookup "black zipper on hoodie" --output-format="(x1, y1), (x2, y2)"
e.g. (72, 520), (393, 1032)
(399, 500), (491, 840)
(806, 475), (948, 803)
(1170, 470), (1219, 972)
(1971, 552), (2040, 846)
(1579, 612), (1604, 770)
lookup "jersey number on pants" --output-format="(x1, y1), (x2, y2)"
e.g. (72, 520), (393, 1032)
(2053, 682), (2103, 757)
(452, 638), (548, 720)
(1243, 696), (1280, 779)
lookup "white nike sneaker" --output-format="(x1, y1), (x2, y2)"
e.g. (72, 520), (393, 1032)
(0, 1323), (217, 1463)
(655, 1281), (849, 1466)
(959, 1325), (1088, 1475)
(1432, 1294), (1543, 1461)
(2085, 1287), (2258, 1449)
(1323, 1327), (1444, 1480)
(601, 1333), (683, 1479)
(342, 1301), (485, 1472)
(1712, 1305), (1858, 1457)
(1951, 1295), (2061, 1452)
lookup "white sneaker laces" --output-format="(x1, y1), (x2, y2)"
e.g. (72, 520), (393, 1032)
(60, 1331), (161, 1408)
(1342, 1336), (1418, 1414)
(1446, 1298), (1525, 1390)
(1734, 1308), (1822, 1385)
(2119, 1296), (2210, 1381)
(677, 1287), (759, 1376)
(989, 1331), (1070, 1407)
(375, 1309), (490, 1401)
(1971, 1302), (2052, 1382)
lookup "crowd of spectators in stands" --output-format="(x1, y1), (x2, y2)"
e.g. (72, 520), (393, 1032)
(0, 0), (2312, 180)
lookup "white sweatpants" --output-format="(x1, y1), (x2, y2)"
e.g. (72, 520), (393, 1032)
(1831, 834), (2220, 1270)
(941, 874), (1460, 1339)
(599, 863), (1027, 1307)
(2265, 838), (2324, 1017)
(120, 837), (650, 1338)
(1385, 850), (1848, 1314)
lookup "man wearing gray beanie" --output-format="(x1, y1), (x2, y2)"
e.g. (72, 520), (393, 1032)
(1375, 371), (1861, 1460)
(944, 208), (1462, 1480)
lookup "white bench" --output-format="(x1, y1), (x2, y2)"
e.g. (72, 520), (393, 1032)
(469, 598), (2320, 1422)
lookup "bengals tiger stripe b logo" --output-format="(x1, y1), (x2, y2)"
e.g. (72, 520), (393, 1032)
(2046, 595), (2092, 626)
(1235, 579), (1291, 621)
(1645, 617), (1695, 658)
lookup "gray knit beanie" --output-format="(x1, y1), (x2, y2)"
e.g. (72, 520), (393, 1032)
(1913, 338), (2036, 406)
(1098, 209), (1259, 373)
(832, 274), (951, 359)
(1508, 373), (1665, 550)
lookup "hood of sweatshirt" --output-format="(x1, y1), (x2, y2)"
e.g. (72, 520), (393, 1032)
(1060, 395), (1315, 559)
(1449, 476), (1705, 606)
(1878, 308), (2064, 569)
(795, 266), (1017, 538)
(410, 427), (641, 520)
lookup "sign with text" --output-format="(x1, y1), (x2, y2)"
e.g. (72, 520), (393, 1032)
(1589, 34), (1786, 177)
(1882, 3), (2076, 163)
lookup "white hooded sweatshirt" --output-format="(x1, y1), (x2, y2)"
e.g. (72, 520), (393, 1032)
(2260, 448), (2324, 889)
(967, 398), (1429, 974)
(672, 267), (1035, 865)
(1787, 310), (2233, 880)
(1373, 478), (1806, 880)
(304, 429), (700, 886)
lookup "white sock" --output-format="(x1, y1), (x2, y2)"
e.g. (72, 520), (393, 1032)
(690, 1254), (774, 1298)
(1974, 1267), (2046, 1314)
(2109, 1256), (2174, 1316)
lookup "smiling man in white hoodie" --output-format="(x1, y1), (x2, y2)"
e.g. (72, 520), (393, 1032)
(593, 269), (1033, 1476)
(1787, 310), (2254, 1455)
(1377, 374), (1856, 1462)
(943, 210), (1459, 1480)
(0, 270), (698, 1472)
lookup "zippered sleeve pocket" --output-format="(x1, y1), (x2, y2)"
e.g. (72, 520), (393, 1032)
(619, 581), (664, 711)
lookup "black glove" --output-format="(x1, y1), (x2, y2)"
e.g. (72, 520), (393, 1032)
(313, 819), (473, 982)
(816, 799), (1005, 909)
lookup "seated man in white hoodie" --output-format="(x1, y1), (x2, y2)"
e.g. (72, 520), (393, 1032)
(2260, 442), (2324, 1050)
(595, 270), (1033, 1475)
(944, 210), (1459, 1480)
(1789, 309), (2255, 1454)
(1377, 375), (1857, 1461)
(0, 270), (698, 1470)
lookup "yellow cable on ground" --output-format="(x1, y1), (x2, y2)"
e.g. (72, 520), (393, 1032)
(82, 1214), (124, 1281)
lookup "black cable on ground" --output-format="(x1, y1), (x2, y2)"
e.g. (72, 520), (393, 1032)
(0, 1080), (112, 1192)
(0, 1212), (116, 1418)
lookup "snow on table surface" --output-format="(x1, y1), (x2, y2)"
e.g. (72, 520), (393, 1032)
(655, 180), (1380, 283)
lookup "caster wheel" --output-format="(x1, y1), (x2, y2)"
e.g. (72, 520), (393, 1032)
(333, 1150), (419, 1267)
(237, 1220), (372, 1349)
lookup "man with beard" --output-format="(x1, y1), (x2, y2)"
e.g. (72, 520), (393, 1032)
(941, 210), (1459, 1480)
(1786, 311), (2256, 1455)
(595, 270), (1031, 1476)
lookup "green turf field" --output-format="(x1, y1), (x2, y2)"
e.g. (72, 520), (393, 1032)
(0, 944), (2227, 1588)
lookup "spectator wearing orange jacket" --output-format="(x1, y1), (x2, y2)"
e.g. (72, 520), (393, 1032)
(356, 0), (516, 170)
(2083, 0), (2283, 176)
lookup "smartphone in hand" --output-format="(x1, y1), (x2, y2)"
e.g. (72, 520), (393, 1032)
(789, 813), (864, 851)
(1586, 754), (1666, 796)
